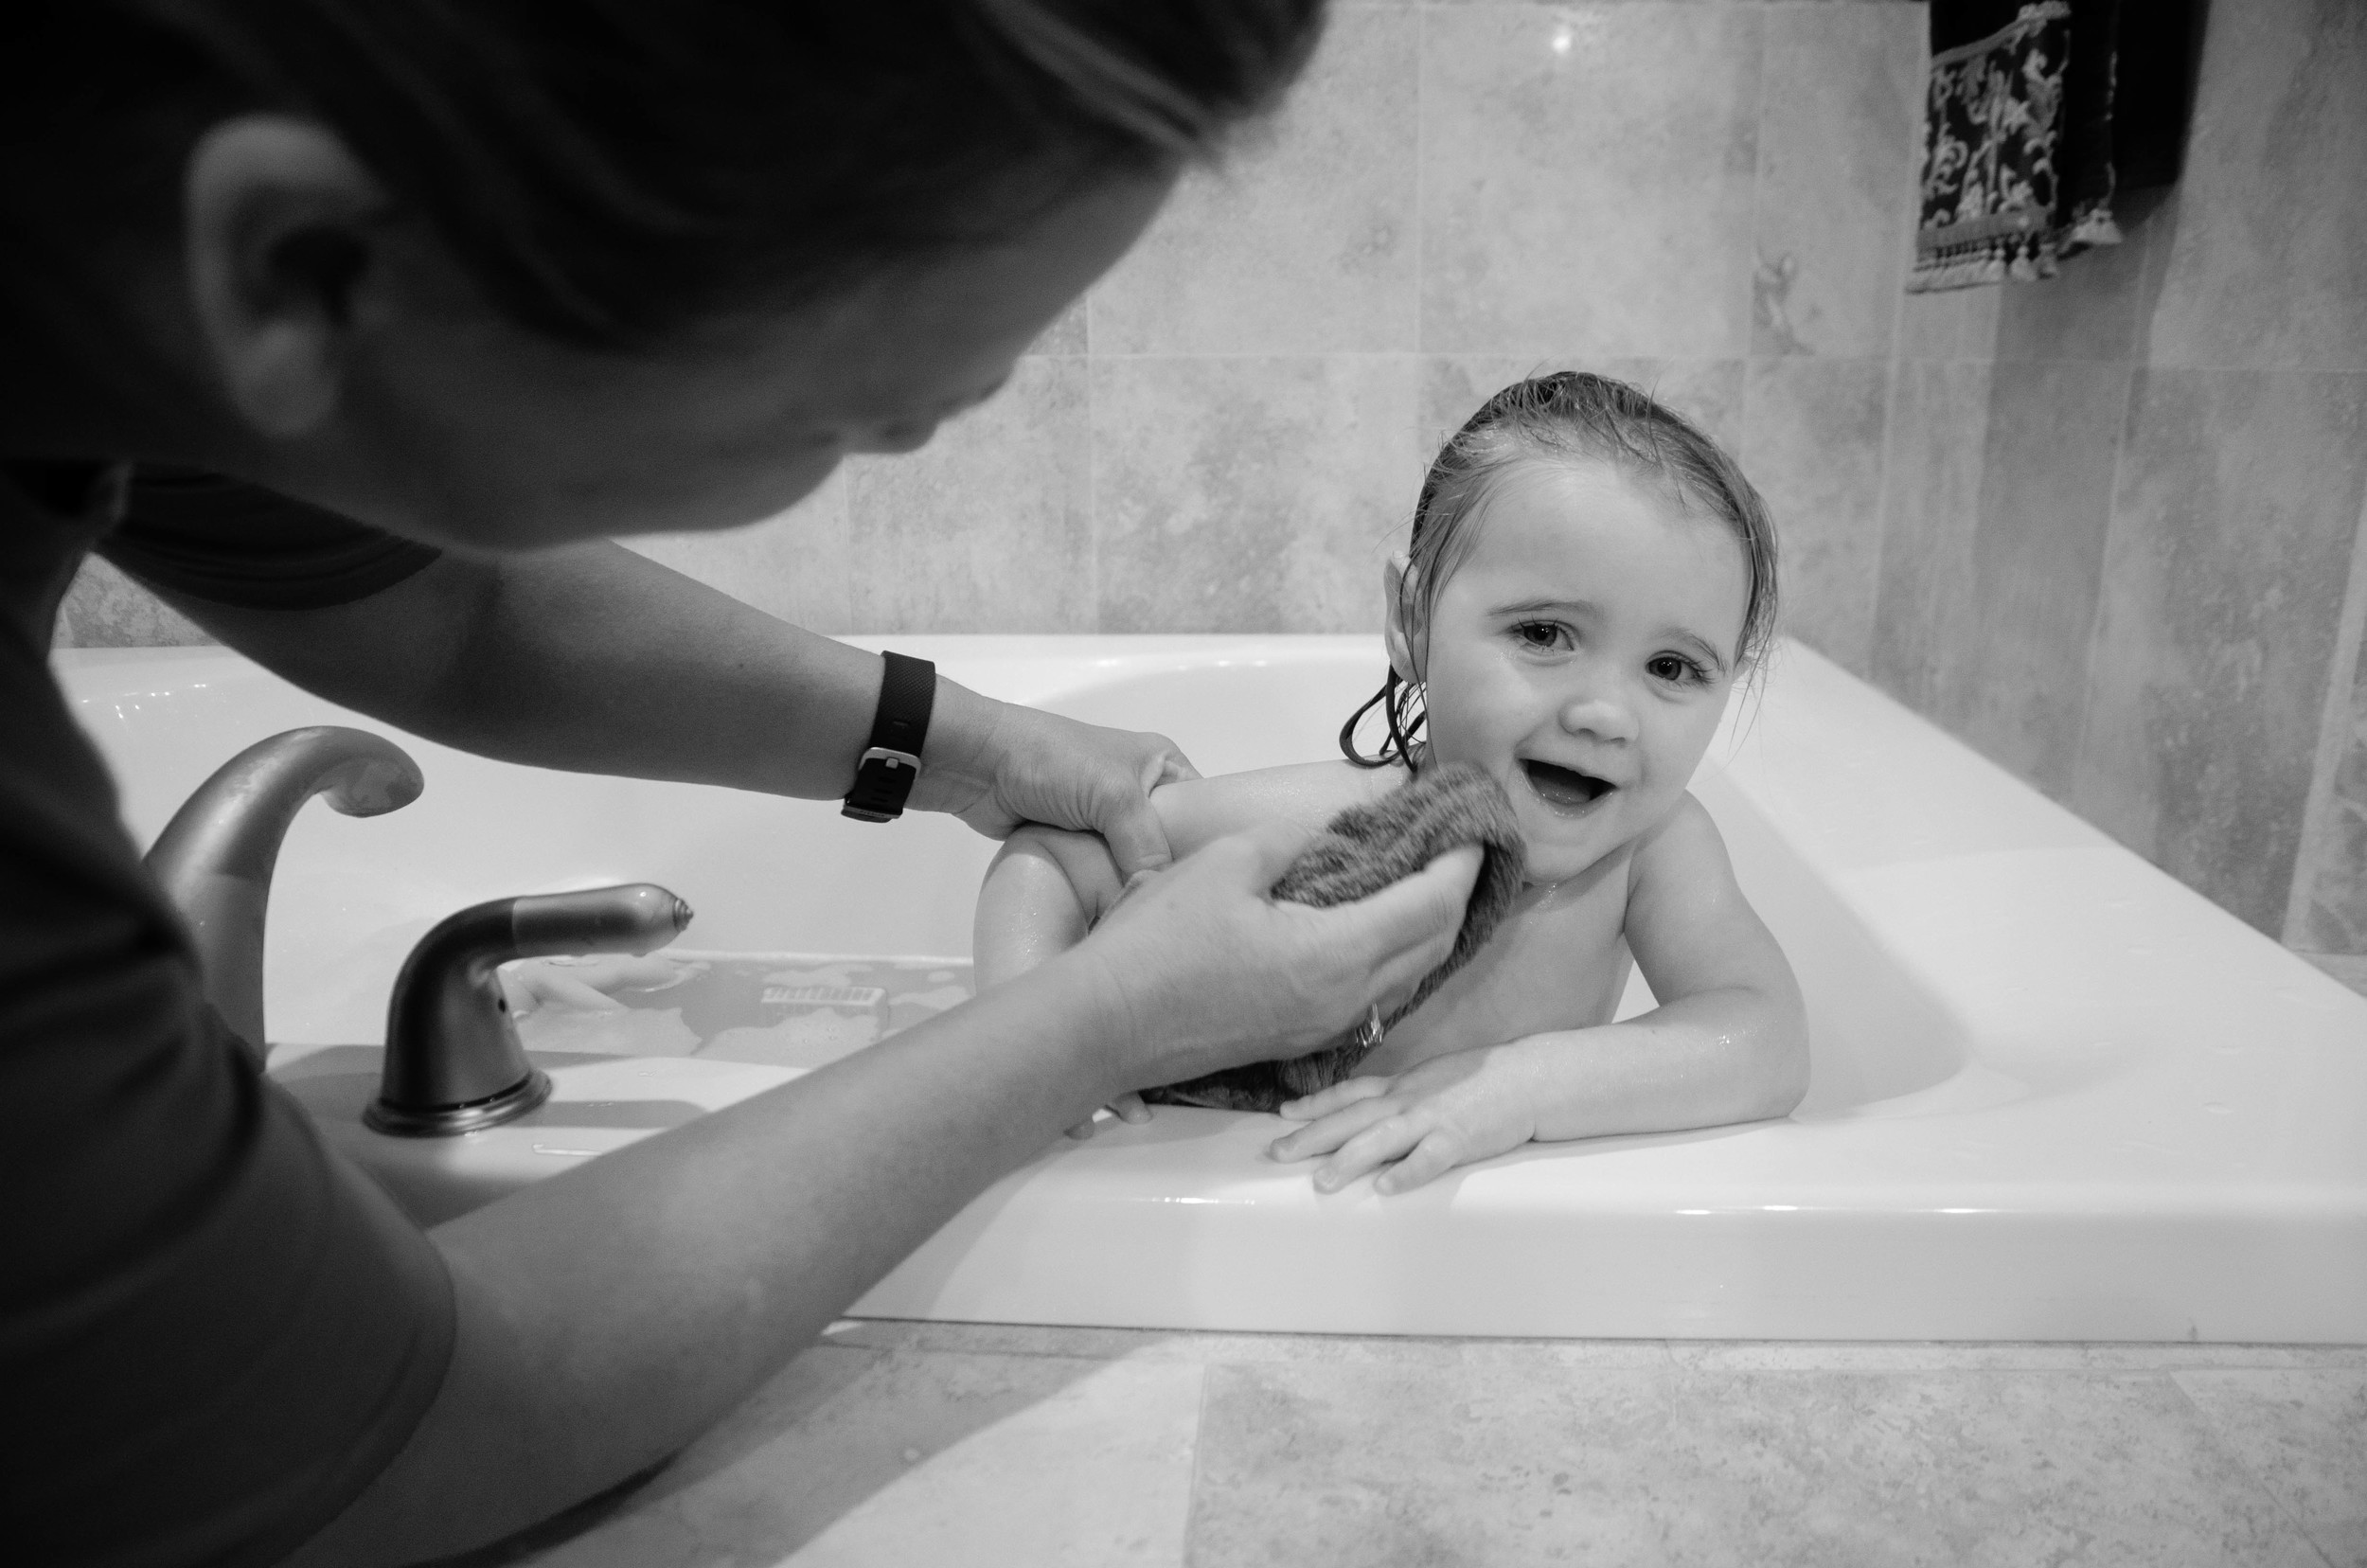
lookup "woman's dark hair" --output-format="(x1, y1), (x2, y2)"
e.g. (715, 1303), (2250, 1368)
(0, 1), (1325, 347)
(1340, 370), (1780, 770)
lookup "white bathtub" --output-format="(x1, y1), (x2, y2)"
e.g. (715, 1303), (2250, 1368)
(59, 636), (2367, 1342)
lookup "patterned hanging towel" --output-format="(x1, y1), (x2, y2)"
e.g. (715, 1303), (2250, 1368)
(1909, 0), (2135, 293)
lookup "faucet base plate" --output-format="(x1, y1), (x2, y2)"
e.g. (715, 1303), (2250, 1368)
(365, 1068), (553, 1138)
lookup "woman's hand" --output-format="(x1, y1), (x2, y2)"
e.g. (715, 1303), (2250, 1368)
(1060, 820), (1483, 1098)
(1269, 1043), (1539, 1195)
(1065, 1091), (1149, 1141)
(916, 694), (1199, 878)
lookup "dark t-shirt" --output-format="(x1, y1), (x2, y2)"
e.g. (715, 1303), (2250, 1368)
(0, 464), (454, 1567)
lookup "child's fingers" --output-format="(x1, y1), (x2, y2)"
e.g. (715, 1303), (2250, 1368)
(1065, 1118), (1098, 1140)
(1269, 1096), (1401, 1162)
(1374, 1129), (1466, 1195)
(1310, 1114), (1424, 1192)
(1276, 1076), (1393, 1123)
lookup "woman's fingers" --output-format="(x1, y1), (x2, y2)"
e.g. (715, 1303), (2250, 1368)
(1092, 779), (1180, 881)
(1228, 815), (1333, 889)
(1139, 733), (1201, 790)
(950, 704), (1201, 879)
(1065, 1093), (1151, 1141)
(1333, 843), (1484, 1011)
(1275, 1076), (1393, 1124)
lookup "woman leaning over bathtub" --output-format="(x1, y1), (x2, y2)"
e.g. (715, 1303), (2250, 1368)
(0, 5), (1479, 1563)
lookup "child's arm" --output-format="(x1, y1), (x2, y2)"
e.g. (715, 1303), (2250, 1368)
(974, 826), (1133, 992)
(975, 761), (1386, 991)
(1270, 793), (1808, 1193)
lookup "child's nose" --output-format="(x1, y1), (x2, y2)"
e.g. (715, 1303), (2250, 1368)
(1557, 690), (1638, 744)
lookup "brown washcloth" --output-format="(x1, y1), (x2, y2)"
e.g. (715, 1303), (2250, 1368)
(1143, 761), (1526, 1113)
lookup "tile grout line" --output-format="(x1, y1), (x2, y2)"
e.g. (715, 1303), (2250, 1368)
(1083, 311), (1102, 635)
(2158, 1368), (2346, 1568)
(1733, 0), (1774, 464)
(2281, 465), (2367, 946)
(1864, 0), (1924, 688)
(2060, 194), (2150, 820)
(1410, 0), (1429, 468)
(1177, 1358), (1216, 1566)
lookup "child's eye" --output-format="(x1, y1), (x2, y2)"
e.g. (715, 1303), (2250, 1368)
(1511, 621), (1572, 651)
(1646, 652), (1709, 686)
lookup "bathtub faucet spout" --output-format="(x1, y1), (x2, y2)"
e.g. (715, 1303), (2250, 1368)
(145, 725), (425, 1056)
(368, 883), (694, 1137)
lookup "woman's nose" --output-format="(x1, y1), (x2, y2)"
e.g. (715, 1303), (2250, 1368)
(1557, 689), (1638, 743)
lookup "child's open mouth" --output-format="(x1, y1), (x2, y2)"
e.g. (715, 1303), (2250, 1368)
(1521, 758), (1616, 814)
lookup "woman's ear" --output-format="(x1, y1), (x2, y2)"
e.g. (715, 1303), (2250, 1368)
(1380, 553), (1419, 684)
(184, 116), (387, 437)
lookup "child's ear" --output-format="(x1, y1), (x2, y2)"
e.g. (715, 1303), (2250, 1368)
(1380, 554), (1418, 684)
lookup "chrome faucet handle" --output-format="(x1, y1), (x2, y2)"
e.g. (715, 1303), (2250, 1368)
(145, 725), (424, 1054)
(368, 883), (694, 1137)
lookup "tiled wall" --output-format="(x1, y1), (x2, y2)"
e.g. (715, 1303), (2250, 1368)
(1872, 0), (2367, 978)
(594, 0), (1927, 651)
(55, 2), (2367, 976)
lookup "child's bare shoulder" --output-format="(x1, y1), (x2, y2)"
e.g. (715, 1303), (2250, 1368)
(1152, 760), (1404, 859)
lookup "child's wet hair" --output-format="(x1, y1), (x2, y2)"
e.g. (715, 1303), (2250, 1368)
(1341, 370), (1779, 770)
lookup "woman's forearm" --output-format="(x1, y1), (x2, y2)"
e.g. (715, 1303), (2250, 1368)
(178, 540), (993, 801)
(170, 542), (1183, 864)
(288, 949), (1131, 1567)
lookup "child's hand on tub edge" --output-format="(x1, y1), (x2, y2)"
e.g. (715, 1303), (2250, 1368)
(1269, 1044), (1539, 1194)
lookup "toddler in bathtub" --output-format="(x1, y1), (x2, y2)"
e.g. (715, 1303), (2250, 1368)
(974, 371), (1808, 1194)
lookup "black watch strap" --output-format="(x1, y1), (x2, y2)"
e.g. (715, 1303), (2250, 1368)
(842, 651), (935, 822)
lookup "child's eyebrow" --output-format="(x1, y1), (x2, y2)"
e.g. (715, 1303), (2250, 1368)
(1493, 595), (1602, 618)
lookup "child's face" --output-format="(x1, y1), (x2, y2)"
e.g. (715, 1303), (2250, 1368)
(1390, 458), (1751, 886)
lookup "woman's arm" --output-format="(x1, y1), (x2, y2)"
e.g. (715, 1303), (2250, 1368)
(1271, 794), (1809, 1193)
(290, 821), (1485, 1567)
(157, 541), (1194, 874)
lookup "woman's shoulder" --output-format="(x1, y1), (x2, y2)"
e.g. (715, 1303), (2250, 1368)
(1151, 759), (1404, 858)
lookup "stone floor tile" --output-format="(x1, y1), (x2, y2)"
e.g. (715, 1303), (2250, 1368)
(524, 1346), (1202, 1567)
(1186, 1363), (2327, 1567)
(2176, 1369), (2367, 1567)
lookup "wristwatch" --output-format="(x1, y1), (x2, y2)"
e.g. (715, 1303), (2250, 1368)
(842, 650), (935, 822)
